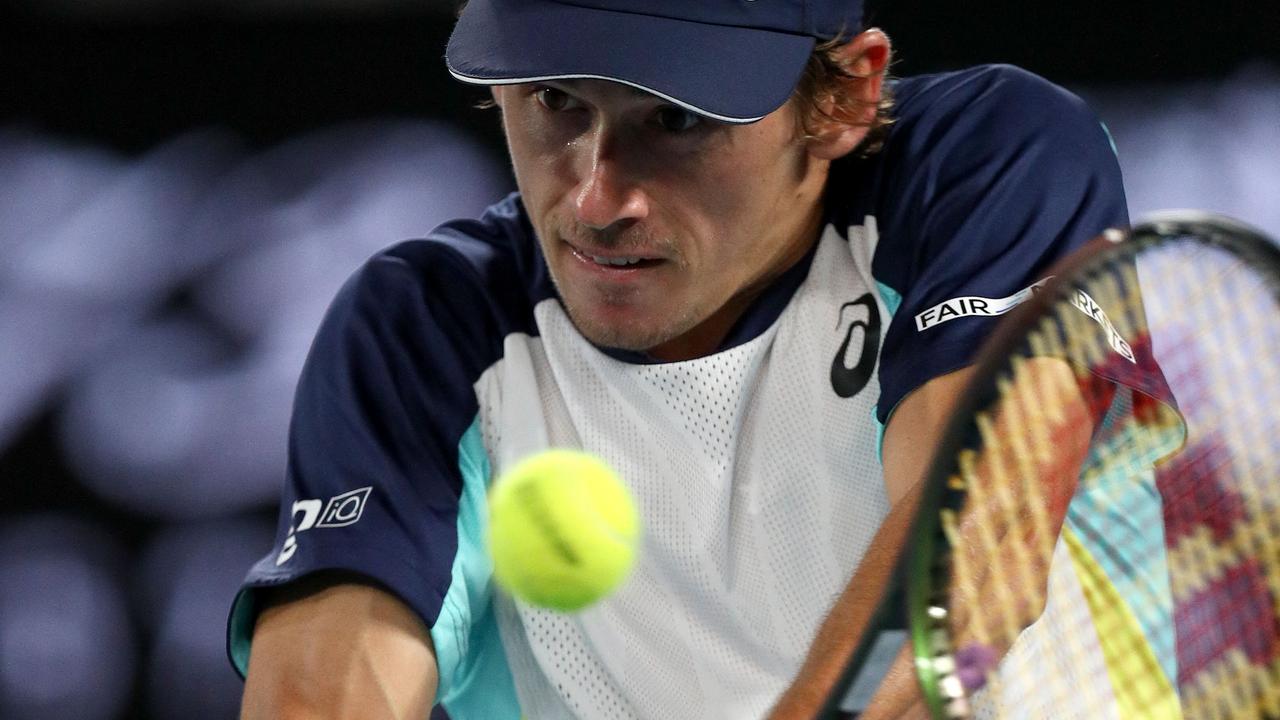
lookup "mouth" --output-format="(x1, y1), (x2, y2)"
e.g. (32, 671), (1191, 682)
(567, 243), (665, 271)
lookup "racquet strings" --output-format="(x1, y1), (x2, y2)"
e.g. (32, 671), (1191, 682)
(922, 234), (1280, 719)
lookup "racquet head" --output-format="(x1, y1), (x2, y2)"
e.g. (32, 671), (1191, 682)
(908, 211), (1280, 719)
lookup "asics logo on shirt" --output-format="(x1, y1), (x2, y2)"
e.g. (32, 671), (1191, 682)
(831, 293), (881, 398)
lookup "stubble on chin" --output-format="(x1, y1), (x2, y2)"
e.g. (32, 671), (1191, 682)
(539, 213), (694, 352)
(553, 278), (694, 353)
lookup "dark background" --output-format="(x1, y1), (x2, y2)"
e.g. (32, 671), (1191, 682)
(3, 1), (1278, 153)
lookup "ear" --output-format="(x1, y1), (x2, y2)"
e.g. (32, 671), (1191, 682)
(806, 29), (892, 161)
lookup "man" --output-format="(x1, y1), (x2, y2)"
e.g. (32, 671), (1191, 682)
(229, 1), (1128, 718)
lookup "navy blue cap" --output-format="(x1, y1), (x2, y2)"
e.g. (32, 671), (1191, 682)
(445, 0), (865, 123)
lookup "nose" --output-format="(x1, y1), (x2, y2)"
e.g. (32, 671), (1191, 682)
(573, 127), (650, 231)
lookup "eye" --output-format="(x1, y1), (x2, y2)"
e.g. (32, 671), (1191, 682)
(654, 106), (702, 133)
(534, 86), (576, 112)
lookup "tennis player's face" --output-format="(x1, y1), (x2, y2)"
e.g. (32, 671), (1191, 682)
(495, 80), (829, 361)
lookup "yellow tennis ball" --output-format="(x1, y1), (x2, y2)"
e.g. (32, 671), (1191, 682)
(488, 449), (640, 612)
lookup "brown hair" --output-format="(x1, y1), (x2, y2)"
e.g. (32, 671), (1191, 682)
(791, 34), (895, 157)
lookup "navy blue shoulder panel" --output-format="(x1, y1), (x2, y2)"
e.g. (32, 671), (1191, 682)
(235, 193), (552, 633)
(833, 65), (1130, 422)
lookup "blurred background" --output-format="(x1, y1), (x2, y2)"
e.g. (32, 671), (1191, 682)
(0, 0), (1277, 718)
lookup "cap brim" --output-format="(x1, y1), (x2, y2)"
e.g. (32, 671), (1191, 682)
(445, 0), (816, 124)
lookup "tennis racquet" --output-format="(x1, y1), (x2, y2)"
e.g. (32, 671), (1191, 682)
(820, 211), (1280, 719)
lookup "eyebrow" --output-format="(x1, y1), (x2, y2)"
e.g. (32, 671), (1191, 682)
(547, 78), (661, 100)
